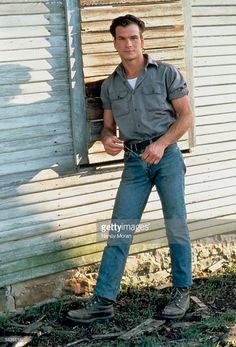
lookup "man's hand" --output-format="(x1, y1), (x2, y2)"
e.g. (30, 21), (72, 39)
(141, 141), (165, 164)
(102, 135), (124, 156)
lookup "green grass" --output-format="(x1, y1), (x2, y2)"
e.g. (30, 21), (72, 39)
(0, 262), (235, 347)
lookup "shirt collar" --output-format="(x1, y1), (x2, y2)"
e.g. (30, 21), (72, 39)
(115, 54), (158, 77)
(144, 54), (159, 68)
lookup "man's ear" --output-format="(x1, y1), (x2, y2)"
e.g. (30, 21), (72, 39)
(141, 35), (144, 48)
(113, 39), (117, 51)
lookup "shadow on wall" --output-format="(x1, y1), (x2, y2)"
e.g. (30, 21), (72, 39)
(0, 2), (100, 288)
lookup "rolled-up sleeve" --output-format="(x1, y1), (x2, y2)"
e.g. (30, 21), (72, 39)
(100, 79), (112, 109)
(166, 65), (189, 100)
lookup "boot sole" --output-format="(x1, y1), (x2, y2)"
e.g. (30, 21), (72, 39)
(162, 312), (186, 320)
(162, 306), (189, 320)
(66, 313), (114, 324)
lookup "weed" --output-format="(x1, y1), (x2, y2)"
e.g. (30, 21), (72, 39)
(0, 262), (235, 346)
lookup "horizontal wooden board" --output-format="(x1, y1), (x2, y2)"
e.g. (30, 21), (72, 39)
(193, 25), (236, 37)
(193, 45), (236, 57)
(0, 143), (73, 166)
(192, 16), (236, 26)
(0, 25), (65, 39)
(194, 65), (236, 77)
(0, 2), (64, 15)
(0, 90), (69, 108)
(196, 112), (235, 125)
(81, 16), (184, 32)
(0, 36), (66, 52)
(0, 100), (70, 119)
(194, 75), (236, 87)
(0, 58), (67, 73)
(196, 131), (236, 145)
(0, 154), (74, 178)
(0, 47), (67, 63)
(196, 122), (236, 135)
(192, 0), (236, 5)
(195, 85), (236, 97)
(0, 72), (69, 91)
(1, 81), (69, 97)
(192, 6), (236, 16)
(193, 55), (236, 67)
(196, 103), (236, 116)
(81, 0), (179, 6)
(0, 182), (120, 212)
(0, 121), (71, 143)
(0, 13), (64, 28)
(0, 63), (68, 80)
(81, 26), (184, 44)
(193, 35), (236, 47)
(194, 94), (236, 107)
(0, 133), (73, 157)
(81, 3), (182, 22)
(0, 112), (70, 131)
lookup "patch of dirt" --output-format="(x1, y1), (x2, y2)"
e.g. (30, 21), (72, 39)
(0, 263), (235, 347)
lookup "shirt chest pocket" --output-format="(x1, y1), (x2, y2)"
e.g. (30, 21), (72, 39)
(142, 84), (166, 111)
(110, 90), (130, 117)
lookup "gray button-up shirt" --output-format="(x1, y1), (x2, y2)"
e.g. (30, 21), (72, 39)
(100, 54), (188, 142)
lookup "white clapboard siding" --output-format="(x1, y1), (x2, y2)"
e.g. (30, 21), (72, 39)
(0, 1), (236, 289)
(81, 0), (191, 165)
(189, 0), (236, 245)
(0, 0), (74, 190)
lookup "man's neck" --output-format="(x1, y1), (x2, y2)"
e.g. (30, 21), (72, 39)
(122, 55), (146, 79)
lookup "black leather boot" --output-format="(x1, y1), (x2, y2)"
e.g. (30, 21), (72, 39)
(66, 296), (114, 323)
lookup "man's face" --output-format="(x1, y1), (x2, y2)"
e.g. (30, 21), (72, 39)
(113, 24), (144, 61)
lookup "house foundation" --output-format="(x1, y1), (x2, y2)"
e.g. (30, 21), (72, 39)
(0, 235), (235, 313)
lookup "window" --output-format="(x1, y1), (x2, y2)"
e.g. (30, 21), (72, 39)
(66, 0), (195, 168)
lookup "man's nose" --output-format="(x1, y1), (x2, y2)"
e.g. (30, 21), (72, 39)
(125, 39), (132, 46)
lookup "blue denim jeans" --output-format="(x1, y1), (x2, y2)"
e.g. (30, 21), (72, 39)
(94, 143), (192, 301)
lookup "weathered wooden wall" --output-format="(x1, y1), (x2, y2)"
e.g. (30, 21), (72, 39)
(0, 0), (75, 286)
(0, 0), (236, 288)
(0, 0), (75, 190)
(186, 0), (236, 237)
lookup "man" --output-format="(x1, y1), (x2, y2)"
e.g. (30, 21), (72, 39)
(67, 14), (194, 323)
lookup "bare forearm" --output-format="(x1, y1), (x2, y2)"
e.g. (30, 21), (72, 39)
(101, 126), (116, 142)
(157, 96), (194, 149)
(158, 112), (194, 149)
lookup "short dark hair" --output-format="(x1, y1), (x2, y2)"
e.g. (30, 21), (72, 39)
(110, 14), (145, 38)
